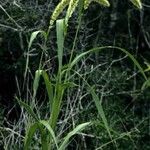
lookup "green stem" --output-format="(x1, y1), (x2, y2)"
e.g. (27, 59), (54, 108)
(48, 81), (64, 150)
(40, 127), (49, 150)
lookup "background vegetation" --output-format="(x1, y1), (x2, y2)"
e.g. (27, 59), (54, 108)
(0, 0), (150, 149)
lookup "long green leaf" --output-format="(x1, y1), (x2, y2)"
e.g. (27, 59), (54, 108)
(59, 122), (91, 150)
(33, 70), (53, 108)
(42, 71), (53, 108)
(24, 122), (39, 150)
(16, 97), (39, 121)
(89, 87), (112, 139)
(40, 120), (59, 149)
(33, 70), (42, 99)
(70, 46), (147, 80)
(24, 30), (46, 79)
(56, 19), (65, 72)
(28, 30), (47, 50)
(72, 71), (113, 141)
(49, 83), (64, 130)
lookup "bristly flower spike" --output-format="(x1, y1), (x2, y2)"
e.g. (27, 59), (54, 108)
(49, 0), (70, 29)
(65, 0), (79, 26)
(84, 0), (92, 9)
(94, 0), (110, 7)
(130, 0), (142, 9)
(84, 0), (110, 9)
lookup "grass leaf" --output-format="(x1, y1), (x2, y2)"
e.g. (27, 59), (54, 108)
(33, 70), (42, 99)
(33, 70), (53, 108)
(70, 46), (147, 80)
(59, 122), (91, 150)
(41, 71), (54, 109)
(28, 30), (46, 50)
(24, 122), (39, 150)
(40, 120), (59, 149)
(25, 30), (46, 79)
(89, 87), (112, 139)
(56, 19), (65, 72)
(16, 97), (39, 121)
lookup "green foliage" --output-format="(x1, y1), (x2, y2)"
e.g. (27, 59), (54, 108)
(18, 2), (147, 148)
(1, 0), (150, 149)
(59, 122), (91, 150)
(16, 97), (39, 122)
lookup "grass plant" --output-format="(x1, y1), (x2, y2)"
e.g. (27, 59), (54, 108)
(1, 0), (149, 149)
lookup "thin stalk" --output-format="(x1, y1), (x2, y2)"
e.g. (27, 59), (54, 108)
(68, 1), (83, 64)
(65, 0), (84, 82)
(41, 128), (49, 150)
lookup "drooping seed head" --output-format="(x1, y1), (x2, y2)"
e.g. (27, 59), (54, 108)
(130, 0), (142, 9)
(84, 0), (92, 9)
(94, 0), (110, 7)
(84, 0), (110, 10)
(49, 0), (70, 28)
(65, 0), (79, 26)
